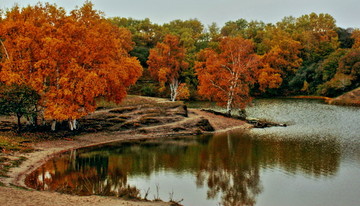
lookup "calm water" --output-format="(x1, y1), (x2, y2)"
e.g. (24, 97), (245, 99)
(26, 99), (360, 206)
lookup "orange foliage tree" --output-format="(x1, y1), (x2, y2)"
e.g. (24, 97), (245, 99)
(0, 2), (142, 130)
(176, 83), (190, 100)
(195, 37), (261, 115)
(147, 34), (188, 101)
(259, 27), (303, 91)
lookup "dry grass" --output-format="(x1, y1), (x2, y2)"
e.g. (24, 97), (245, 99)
(96, 95), (159, 109)
(97, 95), (183, 109)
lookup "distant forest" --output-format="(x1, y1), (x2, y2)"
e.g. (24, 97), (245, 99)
(109, 13), (360, 98)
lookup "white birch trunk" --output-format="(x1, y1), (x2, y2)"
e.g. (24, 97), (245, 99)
(169, 78), (179, 102)
(226, 98), (232, 116)
(51, 120), (57, 131)
(73, 119), (77, 130)
(226, 84), (235, 116)
(68, 119), (77, 131)
(69, 121), (74, 131)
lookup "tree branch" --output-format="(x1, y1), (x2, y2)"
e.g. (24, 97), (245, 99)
(210, 79), (227, 93)
(0, 39), (10, 60)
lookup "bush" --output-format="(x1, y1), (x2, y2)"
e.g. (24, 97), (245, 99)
(0, 84), (40, 130)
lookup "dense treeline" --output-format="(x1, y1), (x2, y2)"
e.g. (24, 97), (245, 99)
(1, 1), (359, 129)
(109, 14), (360, 99)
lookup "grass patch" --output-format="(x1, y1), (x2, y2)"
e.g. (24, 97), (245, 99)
(0, 134), (34, 153)
(96, 95), (160, 109)
(96, 97), (121, 109)
(0, 156), (28, 178)
(97, 95), (184, 112)
(0, 133), (34, 179)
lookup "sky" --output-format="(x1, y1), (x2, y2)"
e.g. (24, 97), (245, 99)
(1, 0), (359, 29)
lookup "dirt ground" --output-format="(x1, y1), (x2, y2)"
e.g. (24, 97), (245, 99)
(0, 106), (251, 206)
(0, 186), (169, 206)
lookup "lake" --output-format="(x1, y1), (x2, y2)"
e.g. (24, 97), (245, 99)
(26, 99), (360, 206)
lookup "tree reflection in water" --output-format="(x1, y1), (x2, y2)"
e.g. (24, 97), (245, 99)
(25, 149), (140, 198)
(196, 132), (262, 206)
(26, 130), (341, 205)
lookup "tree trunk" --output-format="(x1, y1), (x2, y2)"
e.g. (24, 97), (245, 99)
(0, 40), (10, 60)
(68, 119), (77, 131)
(33, 113), (38, 126)
(226, 102), (232, 116)
(226, 83), (235, 117)
(169, 78), (179, 102)
(226, 96), (233, 116)
(51, 120), (57, 131)
(16, 114), (22, 131)
(33, 107), (39, 126)
(73, 119), (77, 130)
(69, 120), (74, 131)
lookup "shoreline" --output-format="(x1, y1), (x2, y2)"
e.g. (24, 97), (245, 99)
(0, 108), (251, 206)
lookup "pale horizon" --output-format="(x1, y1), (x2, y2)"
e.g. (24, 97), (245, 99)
(1, 0), (359, 29)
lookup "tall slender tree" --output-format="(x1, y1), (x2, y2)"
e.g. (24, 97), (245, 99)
(147, 34), (188, 101)
(195, 37), (261, 115)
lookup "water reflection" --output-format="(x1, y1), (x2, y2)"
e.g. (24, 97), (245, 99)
(26, 129), (342, 205)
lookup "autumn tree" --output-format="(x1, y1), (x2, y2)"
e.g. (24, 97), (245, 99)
(195, 37), (261, 115)
(258, 26), (303, 92)
(147, 34), (188, 101)
(274, 13), (341, 94)
(0, 2), (142, 130)
(176, 83), (190, 100)
(294, 13), (339, 63)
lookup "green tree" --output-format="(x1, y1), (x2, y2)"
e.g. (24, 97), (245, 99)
(0, 84), (40, 130)
(108, 17), (163, 67)
(336, 27), (354, 49)
(221, 19), (248, 37)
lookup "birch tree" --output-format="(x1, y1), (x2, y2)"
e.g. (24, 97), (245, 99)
(147, 34), (188, 101)
(195, 37), (261, 115)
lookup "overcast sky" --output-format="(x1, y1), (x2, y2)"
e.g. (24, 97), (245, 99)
(1, 0), (359, 29)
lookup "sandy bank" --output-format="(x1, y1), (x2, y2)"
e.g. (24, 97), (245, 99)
(327, 87), (360, 106)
